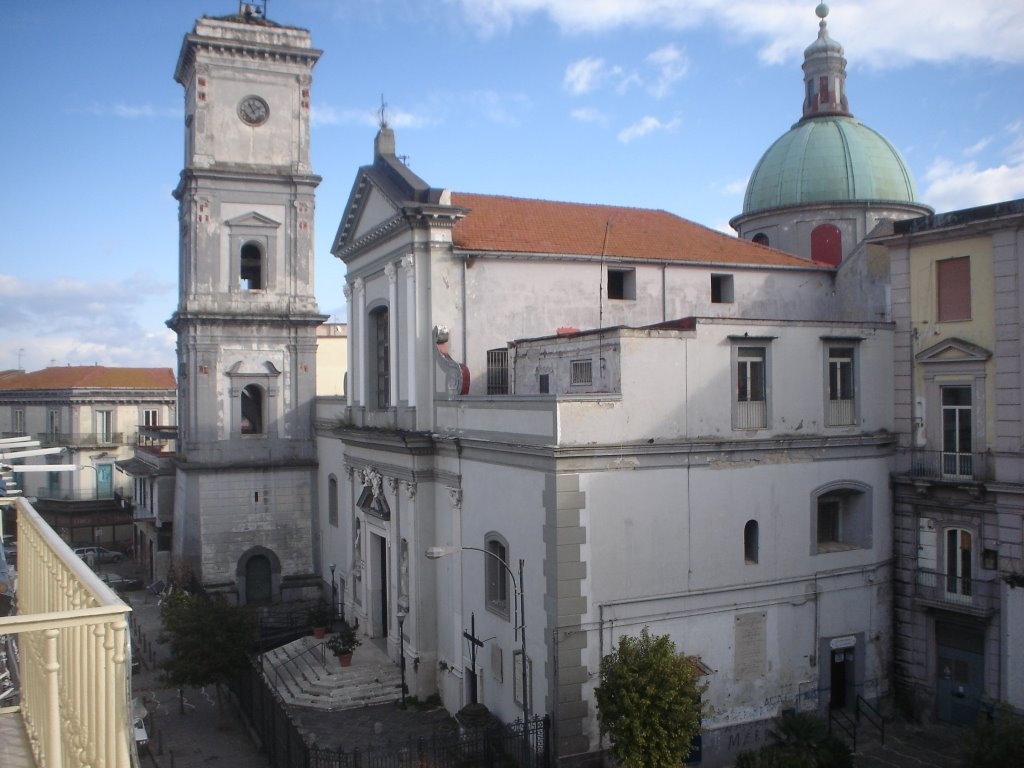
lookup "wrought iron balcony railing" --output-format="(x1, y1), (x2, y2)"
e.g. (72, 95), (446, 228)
(915, 568), (999, 615)
(36, 432), (130, 448)
(908, 450), (989, 482)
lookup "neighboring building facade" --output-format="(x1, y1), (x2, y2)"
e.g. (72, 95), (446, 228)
(0, 366), (175, 548)
(872, 199), (1024, 723)
(316, 322), (349, 397)
(168, 8), (325, 602)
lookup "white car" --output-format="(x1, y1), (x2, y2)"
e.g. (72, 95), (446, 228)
(133, 717), (149, 750)
(73, 546), (123, 565)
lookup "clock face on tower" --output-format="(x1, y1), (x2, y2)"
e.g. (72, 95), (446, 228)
(238, 95), (270, 126)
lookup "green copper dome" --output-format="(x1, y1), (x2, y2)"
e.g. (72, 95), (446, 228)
(742, 116), (920, 214)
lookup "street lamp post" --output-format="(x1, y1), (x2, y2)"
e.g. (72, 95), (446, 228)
(396, 606), (408, 709)
(329, 563), (337, 619)
(426, 546), (530, 755)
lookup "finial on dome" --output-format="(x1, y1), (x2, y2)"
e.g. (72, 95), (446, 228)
(816, 3), (829, 21)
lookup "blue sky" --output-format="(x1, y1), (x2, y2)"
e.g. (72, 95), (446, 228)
(3, 0), (1023, 373)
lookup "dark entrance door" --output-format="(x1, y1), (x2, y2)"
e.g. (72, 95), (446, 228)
(378, 536), (388, 637)
(936, 621), (984, 725)
(829, 648), (854, 709)
(245, 554), (272, 605)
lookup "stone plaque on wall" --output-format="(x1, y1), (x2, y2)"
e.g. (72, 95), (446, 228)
(735, 611), (767, 680)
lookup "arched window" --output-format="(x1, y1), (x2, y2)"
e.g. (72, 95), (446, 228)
(241, 384), (264, 434)
(240, 242), (263, 290)
(811, 224), (842, 266)
(744, 520), (759, 563)
(812, 482), (871, 553)
(752, 232), (769, 247)
(369, 306), (390, 409)
(328, 475), (339, 527)
(484, 533), (510, 620)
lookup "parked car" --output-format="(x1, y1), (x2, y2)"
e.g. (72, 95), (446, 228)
(73, 546), (123, 565)
(100, 573), (144, 592)
(133, 716), (149, 750)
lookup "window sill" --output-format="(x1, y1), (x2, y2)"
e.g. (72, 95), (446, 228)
(815, 541), (861, 554)
(486, 600), (510, 622)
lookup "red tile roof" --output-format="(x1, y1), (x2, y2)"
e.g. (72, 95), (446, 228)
(0, 366), (176, 391)
(450, 193), (823, 268)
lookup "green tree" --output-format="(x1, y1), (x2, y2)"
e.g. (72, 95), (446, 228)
(595, 626), (707, 768)
(968, 706), (1024, 768)
(159, 590), (256, 710)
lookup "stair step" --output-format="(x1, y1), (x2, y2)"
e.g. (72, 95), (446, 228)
(261, 636), (402, 712)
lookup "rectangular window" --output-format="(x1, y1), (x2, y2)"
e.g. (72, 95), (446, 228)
(13, 408), (25, 435)
(570, 359), (593, 386)
(486, 348), (509, 395)
(607, 268), (636, 300)
(485, 538), (510, 618)
(941, 386), (973, 478)
(735, 346), (767, 429)
(937, 256), (971, 321)
(372, 308), (390, 409)
(538, 374), (550, 394)
(711, 274), (734, 304)
(95, 410), (113, 444)
(328, 476), (339, 527)
(48, 409), (60, 437)
(827, 346), (855, 426)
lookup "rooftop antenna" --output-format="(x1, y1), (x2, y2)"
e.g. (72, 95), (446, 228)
(378, 94), (389, 130)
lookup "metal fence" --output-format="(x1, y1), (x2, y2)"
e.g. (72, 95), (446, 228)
(230, 657), (551, 768)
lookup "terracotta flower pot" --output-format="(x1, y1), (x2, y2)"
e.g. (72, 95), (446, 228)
(313, 626), (327, 639)
(337, 652), (353, 667)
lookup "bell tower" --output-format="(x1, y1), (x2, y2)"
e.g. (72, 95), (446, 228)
(168, 4), (324, 602)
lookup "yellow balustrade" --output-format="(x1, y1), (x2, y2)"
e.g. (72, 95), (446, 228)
(0, 497), (136, 768)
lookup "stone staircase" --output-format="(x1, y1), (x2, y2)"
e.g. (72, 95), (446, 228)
(844, 717), (969, 767)
(261, 635), (403, 711)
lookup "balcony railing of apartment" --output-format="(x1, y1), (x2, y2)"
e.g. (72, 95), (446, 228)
(36, 432), (130, 449)
(735, 400), (767, 430)
(0, 497), (136, 768)
(908, 450), (989, 483)
(827, 398), (855, 427)
(915, 568), (999, 616)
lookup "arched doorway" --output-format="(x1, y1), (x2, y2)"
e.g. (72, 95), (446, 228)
(246, 555), (272, 605)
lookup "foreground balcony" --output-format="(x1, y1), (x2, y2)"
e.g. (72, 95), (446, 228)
(0, 498), (137, 767)
(907, 450), (989, 483)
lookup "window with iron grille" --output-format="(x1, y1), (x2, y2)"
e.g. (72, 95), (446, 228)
(570, 359), (593, 386)
(486, 348), (509, 395)
(734, 346), (767, 429)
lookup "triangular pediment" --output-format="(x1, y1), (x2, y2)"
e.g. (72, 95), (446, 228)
(225, 212), (281, 229)
(915, 337), (991, 364)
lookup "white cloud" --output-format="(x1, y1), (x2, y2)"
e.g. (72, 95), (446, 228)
(721, 177), (749, 196)
(570, 106), (606, 123)
(452, 1), (1024, 67)
(85, 103), (178, 119)
(564, 57), (606, 94)
(312, 104), (430, 129)
(923, 157), (1024, 213)
(617, 114), (681, 143)
(0, 273), (177, 371)
(963, 137), (992, 157)
(645, 45), (689, 98)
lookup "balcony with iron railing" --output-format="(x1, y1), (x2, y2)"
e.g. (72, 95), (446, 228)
(906, 450), (989, 483)
(36, 432), (131, 449)
(0, 497), (137, 767)
(914, 568), (999, 617)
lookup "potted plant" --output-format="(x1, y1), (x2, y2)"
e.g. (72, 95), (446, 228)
(308, 600), (332, 639)
(326, 620), (361, 666)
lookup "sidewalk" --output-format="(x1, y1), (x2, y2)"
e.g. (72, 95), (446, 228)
(125, 590), (265, 768)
